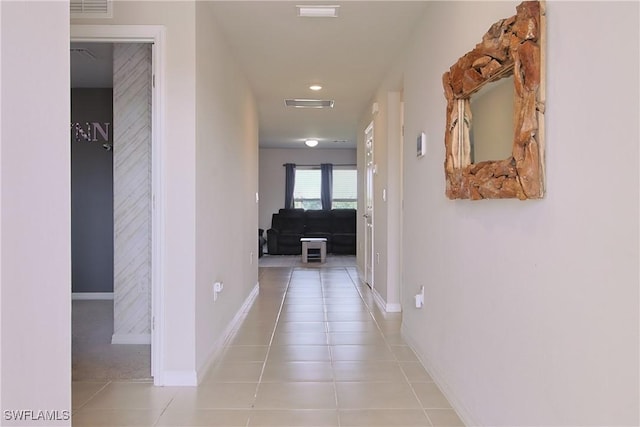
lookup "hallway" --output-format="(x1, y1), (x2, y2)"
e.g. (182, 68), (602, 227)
(71, 266), (463, 426)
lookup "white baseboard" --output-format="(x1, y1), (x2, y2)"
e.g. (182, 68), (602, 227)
(162, 370), (198, 386)
(401, 325), (477, 427)
(372, 288), (385, 312)
(72, 292), (114, 300)
(371, 288), (402, 313)
(111, 333), (151, 345)
(196, 282), (260, 384)
(386, 302), (402, 313)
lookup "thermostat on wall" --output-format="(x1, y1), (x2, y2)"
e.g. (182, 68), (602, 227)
(417, 132), (426, 158)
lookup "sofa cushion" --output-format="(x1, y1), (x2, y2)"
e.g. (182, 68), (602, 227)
(272, 212), (305, 234)
(331, 209), (356, 234)
(304, 210), (332, 233)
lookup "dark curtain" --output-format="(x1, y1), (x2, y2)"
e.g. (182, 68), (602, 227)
(284, 163), (296, 209)
(320, 163), (333, 210)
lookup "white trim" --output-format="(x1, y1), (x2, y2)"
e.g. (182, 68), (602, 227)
(71, 25), (160, 42)
(386, 303), (402, 313)
(72, 292), (114, 300)
(372, 288), (385, 312)
(163, 370), (198, 386)
(401, 326), (476, 427)
(111, 333), (151, 345)
(371, 287), (402, 313)
(363, 121), (375, 291)
(71, 24), (166, 386)
(196, 283), (260, 384)
(0, 1), (3, 408)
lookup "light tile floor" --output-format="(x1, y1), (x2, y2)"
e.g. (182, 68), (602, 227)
(72, 266), (464, 426)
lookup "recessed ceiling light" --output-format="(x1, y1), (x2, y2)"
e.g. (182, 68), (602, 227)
(285, 99), (334, 108)
(305, 139), (319, 147)
(309, 84), (323, 91)
(297, 5), (339, 18)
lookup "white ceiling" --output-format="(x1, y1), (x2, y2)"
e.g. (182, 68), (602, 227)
(70, 1), (429, 149)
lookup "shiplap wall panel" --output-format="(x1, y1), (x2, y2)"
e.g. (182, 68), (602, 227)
(112, 43), (152, 343)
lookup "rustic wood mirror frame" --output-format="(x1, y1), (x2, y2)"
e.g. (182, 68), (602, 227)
(443, 1), (545, 200)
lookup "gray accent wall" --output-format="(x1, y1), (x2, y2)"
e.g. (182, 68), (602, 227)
(71, 88), (114, 293)
(112, 43), (152, 342)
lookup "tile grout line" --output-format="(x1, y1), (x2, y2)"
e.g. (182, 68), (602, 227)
(344, 266), (436, 427)
(246, 267), (294, 426)
(320, 268), (342, 426)
(72, 379), (112, 414)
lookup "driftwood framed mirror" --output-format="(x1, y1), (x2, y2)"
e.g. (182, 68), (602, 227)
(443, 1), (545, 200)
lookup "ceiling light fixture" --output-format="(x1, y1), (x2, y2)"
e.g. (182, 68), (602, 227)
(285, 99), (334, 109)
(309, 84), (323, 91)
(305, 139), (319, 147)
(297, 5), (339, 18)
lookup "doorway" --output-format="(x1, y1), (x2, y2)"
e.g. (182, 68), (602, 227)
(364, 122), (375, 289)
(71, 24), (166, 384)
(71, 41), (153, 380)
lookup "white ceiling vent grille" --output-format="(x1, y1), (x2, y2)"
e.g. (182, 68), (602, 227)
(285, 99), (334, 109)
(70, 0), (112, 18)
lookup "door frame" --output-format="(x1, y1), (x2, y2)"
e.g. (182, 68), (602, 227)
(364, 121), (375, 289)
(70, 25), (166, 385)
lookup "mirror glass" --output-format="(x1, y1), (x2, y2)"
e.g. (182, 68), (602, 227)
(469, 76), (514, 163)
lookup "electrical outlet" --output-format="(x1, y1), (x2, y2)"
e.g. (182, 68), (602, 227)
(213, 282), (223, 301)
(415, 286), (425, 308)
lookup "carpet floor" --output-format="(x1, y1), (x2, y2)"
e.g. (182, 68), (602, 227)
(72, 300), (151, 381)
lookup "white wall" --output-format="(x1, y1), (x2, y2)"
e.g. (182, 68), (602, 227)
(194, 2), (259, 378)
(400, 1), (639, 426)
(357, 75), (404, 312)
(0, 0), (3, 409)
(259, 148), (356, 231)
(1, 1), (71, 425)
(74, 1), (262, 384)
(73, 2), (199, 383)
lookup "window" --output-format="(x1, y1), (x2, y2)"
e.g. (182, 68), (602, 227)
(332, 168), (357, 209)
(293, 167), (357, 210)
(293, 169), (321, 210)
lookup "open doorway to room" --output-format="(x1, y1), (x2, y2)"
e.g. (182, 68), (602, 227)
(71, 41), (153, 381)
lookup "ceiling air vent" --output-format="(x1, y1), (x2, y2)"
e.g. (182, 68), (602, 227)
(297, 5), (340, 18)
(70, 0), (112, 18)
(285, 99), (334, 109)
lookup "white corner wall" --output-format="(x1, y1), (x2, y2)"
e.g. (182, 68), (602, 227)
(72, 0), (263, 386)
(357, 85), (404, 312)
(400, 1), (639, 426)
(1, 1), (71, 425)
(72, 2), (199, 384)
(194, 2), (259, 379)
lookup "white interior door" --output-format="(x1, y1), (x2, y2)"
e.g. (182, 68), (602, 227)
(364, 122), (374, 288)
